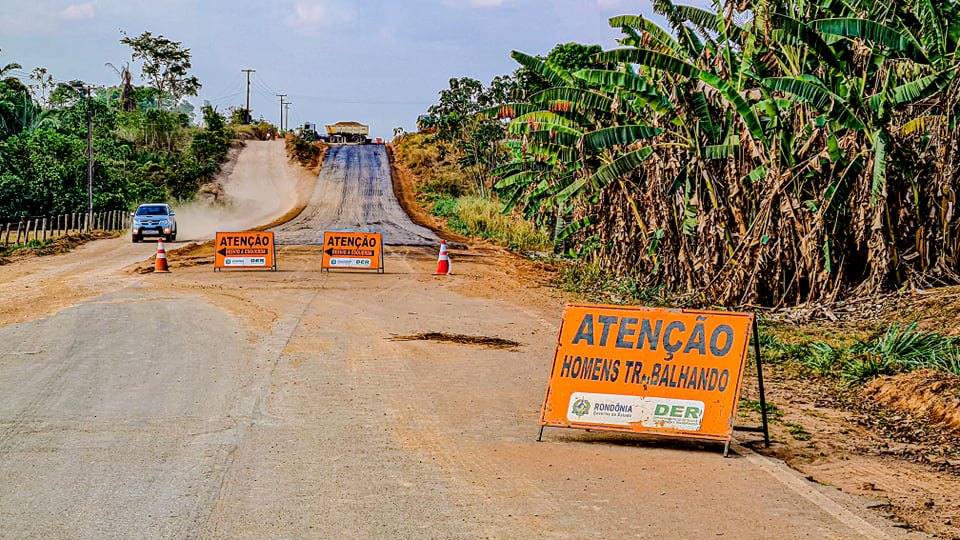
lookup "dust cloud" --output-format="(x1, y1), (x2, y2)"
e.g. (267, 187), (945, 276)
(171, 141), (303, 242)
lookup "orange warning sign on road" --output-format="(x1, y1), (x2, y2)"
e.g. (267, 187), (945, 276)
(214, 231), (276, 271)
(321, 231), (384, 272)
(539, 304), (754, 443)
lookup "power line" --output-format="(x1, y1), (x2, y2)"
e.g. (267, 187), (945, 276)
(252, 73), (275, 94)
(205, 90), (245, 104)
(286, 93), (432, 106)
(251, 74), (275, 95)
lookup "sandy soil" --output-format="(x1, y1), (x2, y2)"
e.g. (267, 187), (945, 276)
(175, 140), (311, 241)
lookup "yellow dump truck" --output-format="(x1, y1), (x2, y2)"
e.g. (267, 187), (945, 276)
(325, 121), (370, 144)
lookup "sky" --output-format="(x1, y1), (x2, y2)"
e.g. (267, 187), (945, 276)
(1, 0), (710, 140)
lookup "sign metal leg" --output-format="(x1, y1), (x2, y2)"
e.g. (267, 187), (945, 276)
(753, 321), (770, 448)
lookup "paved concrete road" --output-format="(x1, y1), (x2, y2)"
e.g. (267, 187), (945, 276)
(0, 290), (258, 538)
(272, 144), (440, 246)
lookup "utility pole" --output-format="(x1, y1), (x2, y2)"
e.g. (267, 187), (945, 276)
(284, 102), (292, 131)
(241, 69), (255, 124)
(276, 94), (286, 133)
(83, 85), (94, 231)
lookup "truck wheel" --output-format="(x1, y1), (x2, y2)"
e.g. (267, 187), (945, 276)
(132, 234), (140, 243)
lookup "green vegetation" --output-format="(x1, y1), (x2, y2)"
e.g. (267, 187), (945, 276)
(429, 194), (549, 251)
(417, 1), (960, 307)
(0, 32), (267, 219)
(785, 422), (812, 441)
(739, 397), (784, 422)
(394, 132), (550, 252)
(555, 259), (667, 306)
(762, 321), (960, 381)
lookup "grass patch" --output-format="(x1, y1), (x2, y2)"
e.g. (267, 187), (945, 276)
(739, 397), (784, 422)
(785, 422), (812, 441)
(760, 321), (960, 383)
(394, 133), (470, 197)
(3, 239), (48, 254)
(556, 259), (669, 306)
(427, 194), (550, 252)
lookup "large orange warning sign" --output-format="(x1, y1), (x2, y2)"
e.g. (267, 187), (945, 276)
(539, 304), (754, 442)
(321, 231), (383, 272)
(214, 231), (276, 271)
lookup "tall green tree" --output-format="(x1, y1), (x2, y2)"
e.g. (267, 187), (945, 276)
(120, 31), (201, 109)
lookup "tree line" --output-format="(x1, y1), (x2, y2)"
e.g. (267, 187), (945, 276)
(422, 0), (960, 306)
(0, 31), (230, 220)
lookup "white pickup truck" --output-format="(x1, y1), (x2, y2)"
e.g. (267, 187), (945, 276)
(131, 203), (177, 242)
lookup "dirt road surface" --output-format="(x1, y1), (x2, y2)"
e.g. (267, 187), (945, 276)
(0, 141), (931, 539)
(273, 144), (440, 246)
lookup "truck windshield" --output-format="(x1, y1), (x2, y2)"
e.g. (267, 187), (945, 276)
(136, 206), (168, 216)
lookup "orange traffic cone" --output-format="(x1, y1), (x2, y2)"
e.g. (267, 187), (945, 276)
(434, 240), (450, 275)
(154, 238), (170, 273)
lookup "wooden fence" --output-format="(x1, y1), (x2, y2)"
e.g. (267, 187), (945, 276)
(0, 211), (131, 247)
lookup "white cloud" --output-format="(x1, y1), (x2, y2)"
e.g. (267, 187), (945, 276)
(469, 0), (505, 6)
(58, 2), (96, 21)
(288, 1), (356, 29)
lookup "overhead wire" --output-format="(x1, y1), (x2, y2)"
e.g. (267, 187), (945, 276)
(286, 93), (432, 106)
(251, 73), (275, 95)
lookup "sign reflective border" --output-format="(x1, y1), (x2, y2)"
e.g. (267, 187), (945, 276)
(321, 231), (384, 273)
(539, 304), (753, 443)
(214, 231), (276, 271)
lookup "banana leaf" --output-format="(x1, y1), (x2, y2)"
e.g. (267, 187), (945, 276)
(510, 110), (581, 130)
(899, 115), (942, 137)
(608, 15), (680, 53)
(527, 87), (615, 114)
(572, 69), (674, 114)
(763, 76), (865, 130)
(673, 4), (744, 44)
(813, 18), (926, 62)
(511, 50), (572, 86)
(475, 102), (542, 120)
(600, 48), (767, 144)
(525, 129), (581, 147)
(866, 71), (947, 111)
(598, 47), (700, 80)
(871, 129), (888, 201)
(583, 125), (663, 153)
(591, 146), (655, 189)
(557, 216), (596, 241)
(914, 0), (946, 61)
(771, 14), (842, 71)
(689, 90), (720, 143)
(703, 144), (740, 159)
(492, 160), (548, 178)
